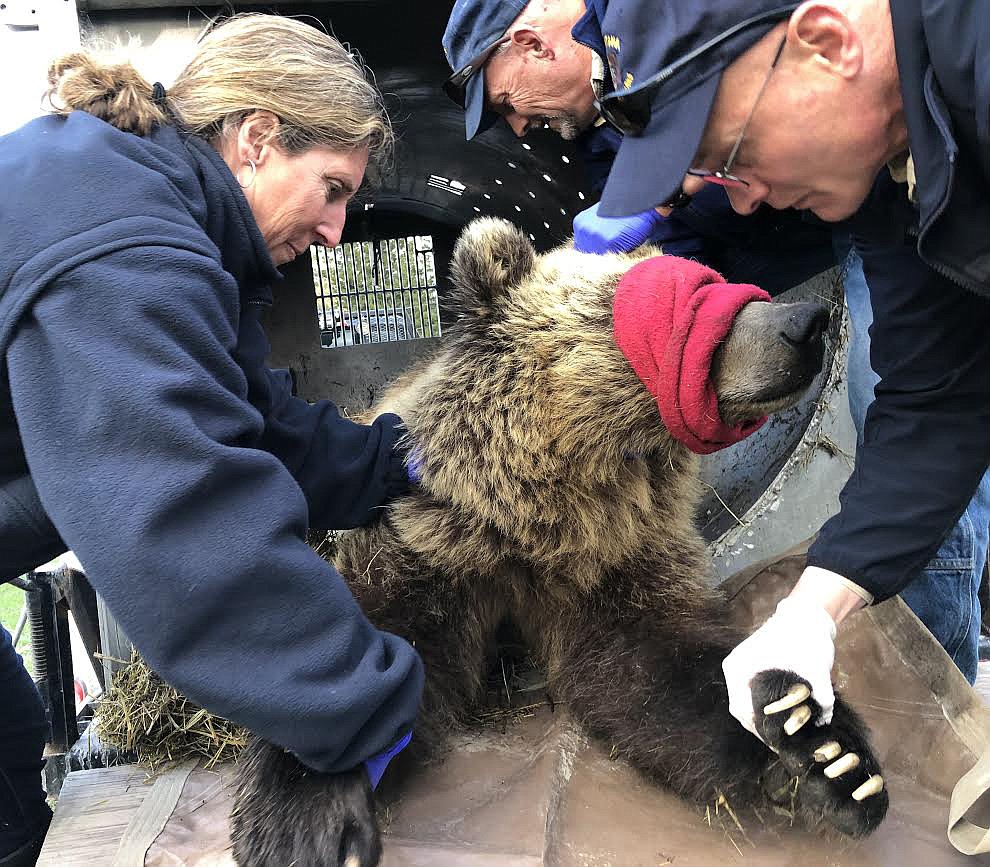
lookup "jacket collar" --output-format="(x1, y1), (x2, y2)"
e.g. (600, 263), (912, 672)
(888, 0), (990, 296)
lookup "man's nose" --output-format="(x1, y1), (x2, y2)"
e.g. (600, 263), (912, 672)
(505, 113), (529, 137)
(726, 182), (767, 216)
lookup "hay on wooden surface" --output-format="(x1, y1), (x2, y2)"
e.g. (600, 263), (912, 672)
(96, 650), (248, 772)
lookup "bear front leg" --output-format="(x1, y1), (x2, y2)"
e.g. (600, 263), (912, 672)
(549, 608), (773, 807)
(337, 532), (508, 759)
(550, 605), (888, 837)
(230, 736), (381, 867)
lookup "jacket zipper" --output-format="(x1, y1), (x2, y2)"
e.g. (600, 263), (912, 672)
(915, 69), (982, 294)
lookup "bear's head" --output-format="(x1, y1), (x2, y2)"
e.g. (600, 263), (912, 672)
(381, 218), (828, 577)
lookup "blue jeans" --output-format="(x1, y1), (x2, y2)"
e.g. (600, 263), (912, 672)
(843, 246), (990, 683)
(0, 624), (49, 856)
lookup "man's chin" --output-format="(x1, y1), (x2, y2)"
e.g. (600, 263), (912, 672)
(809, 191), (871, 223)
(543, 114), (588, 141)
(547, 120), (578, 140)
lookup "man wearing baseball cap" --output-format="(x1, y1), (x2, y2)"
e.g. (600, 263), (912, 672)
(592, 0), (990, 741)
(441, 0), (836, 280)
(442, 0), (600, 141)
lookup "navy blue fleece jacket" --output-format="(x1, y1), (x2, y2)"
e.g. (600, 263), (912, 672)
(0, 111), (423, 772)
(806, 0), (990, 600)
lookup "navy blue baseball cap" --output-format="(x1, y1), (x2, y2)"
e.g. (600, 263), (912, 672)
(596, 2), (799, 217)
(442, 0), (529, 139)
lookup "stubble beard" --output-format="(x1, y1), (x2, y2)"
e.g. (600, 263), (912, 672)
(542, 113), (580, 141)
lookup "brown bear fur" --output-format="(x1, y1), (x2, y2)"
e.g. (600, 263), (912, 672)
(231, 218), (886, 866)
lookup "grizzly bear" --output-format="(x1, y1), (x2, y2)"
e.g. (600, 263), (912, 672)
(231, 218), (887, 867)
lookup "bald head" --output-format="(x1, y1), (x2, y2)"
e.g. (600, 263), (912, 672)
(679, 0), (907, 221)
(483, 0), (598, 138)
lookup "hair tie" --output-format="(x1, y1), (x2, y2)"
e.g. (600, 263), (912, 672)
(151, 82), (167, 107)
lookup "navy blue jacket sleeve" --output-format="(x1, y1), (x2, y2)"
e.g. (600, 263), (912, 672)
(257, 363), (409, 530)
(6, 244), (423, 773)
(229, 305), (408, 531)
(807, 237), (990, 600)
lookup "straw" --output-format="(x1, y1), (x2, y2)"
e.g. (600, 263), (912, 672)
(96, 650), (248, 772)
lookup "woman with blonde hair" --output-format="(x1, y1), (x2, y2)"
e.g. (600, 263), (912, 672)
(0, 14), (420, 866)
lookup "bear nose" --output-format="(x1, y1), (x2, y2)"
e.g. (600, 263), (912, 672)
(779, 303), (829, 346)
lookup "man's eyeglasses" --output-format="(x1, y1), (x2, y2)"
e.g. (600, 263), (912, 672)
(596, 5), (797, 137)
(442, 35), (511, 108)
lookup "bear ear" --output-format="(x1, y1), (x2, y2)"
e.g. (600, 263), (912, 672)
(445, 217), (536, 321)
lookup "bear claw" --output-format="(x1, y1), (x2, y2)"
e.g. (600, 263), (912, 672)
(824, 752), (860, 778)
(813, 741), (842, 762)
(852, 775), (885, 801)
(783, 704), (812, 735)
(764, 683), (810, 715)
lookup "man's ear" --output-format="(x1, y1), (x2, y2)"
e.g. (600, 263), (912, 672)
(788, 2), (862, 79)
(510, 26), (553, 60)
(236, 110), (282, 165)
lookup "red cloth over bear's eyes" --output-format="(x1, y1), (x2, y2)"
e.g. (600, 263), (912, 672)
(613, 255), (771, 455)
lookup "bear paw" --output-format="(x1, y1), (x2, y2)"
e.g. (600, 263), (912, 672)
(751, 669), (888, 837)
(231, 737), (382, 867)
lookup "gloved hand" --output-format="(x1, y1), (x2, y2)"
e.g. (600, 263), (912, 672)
(364, 730), (412, 789)
(572, 201), (665, 254)
(722, 595), (837, 741)
(405, 445), (424, 484)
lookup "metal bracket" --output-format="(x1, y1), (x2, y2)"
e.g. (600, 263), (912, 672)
(20, 567), (103, 756)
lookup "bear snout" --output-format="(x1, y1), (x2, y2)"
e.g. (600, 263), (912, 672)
(712, 300), (832, 421)
(775, 302), (830, 384)
(777, 302), (830, 348)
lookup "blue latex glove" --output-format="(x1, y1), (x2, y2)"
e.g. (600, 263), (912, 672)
(364, 731), (412, 789)
(406, 445), (423, 484)
(572, 202), (665, 254)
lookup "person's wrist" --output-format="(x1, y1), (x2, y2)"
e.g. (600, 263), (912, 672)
(788, 566), (869, 627)
(613, 209), (665, 249)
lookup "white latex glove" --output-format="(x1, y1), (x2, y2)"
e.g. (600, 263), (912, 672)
(722, 595), (838, 741)
(723, 566), (869, 741)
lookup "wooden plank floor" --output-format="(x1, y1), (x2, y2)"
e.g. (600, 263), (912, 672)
(38, 765), (154, 866)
